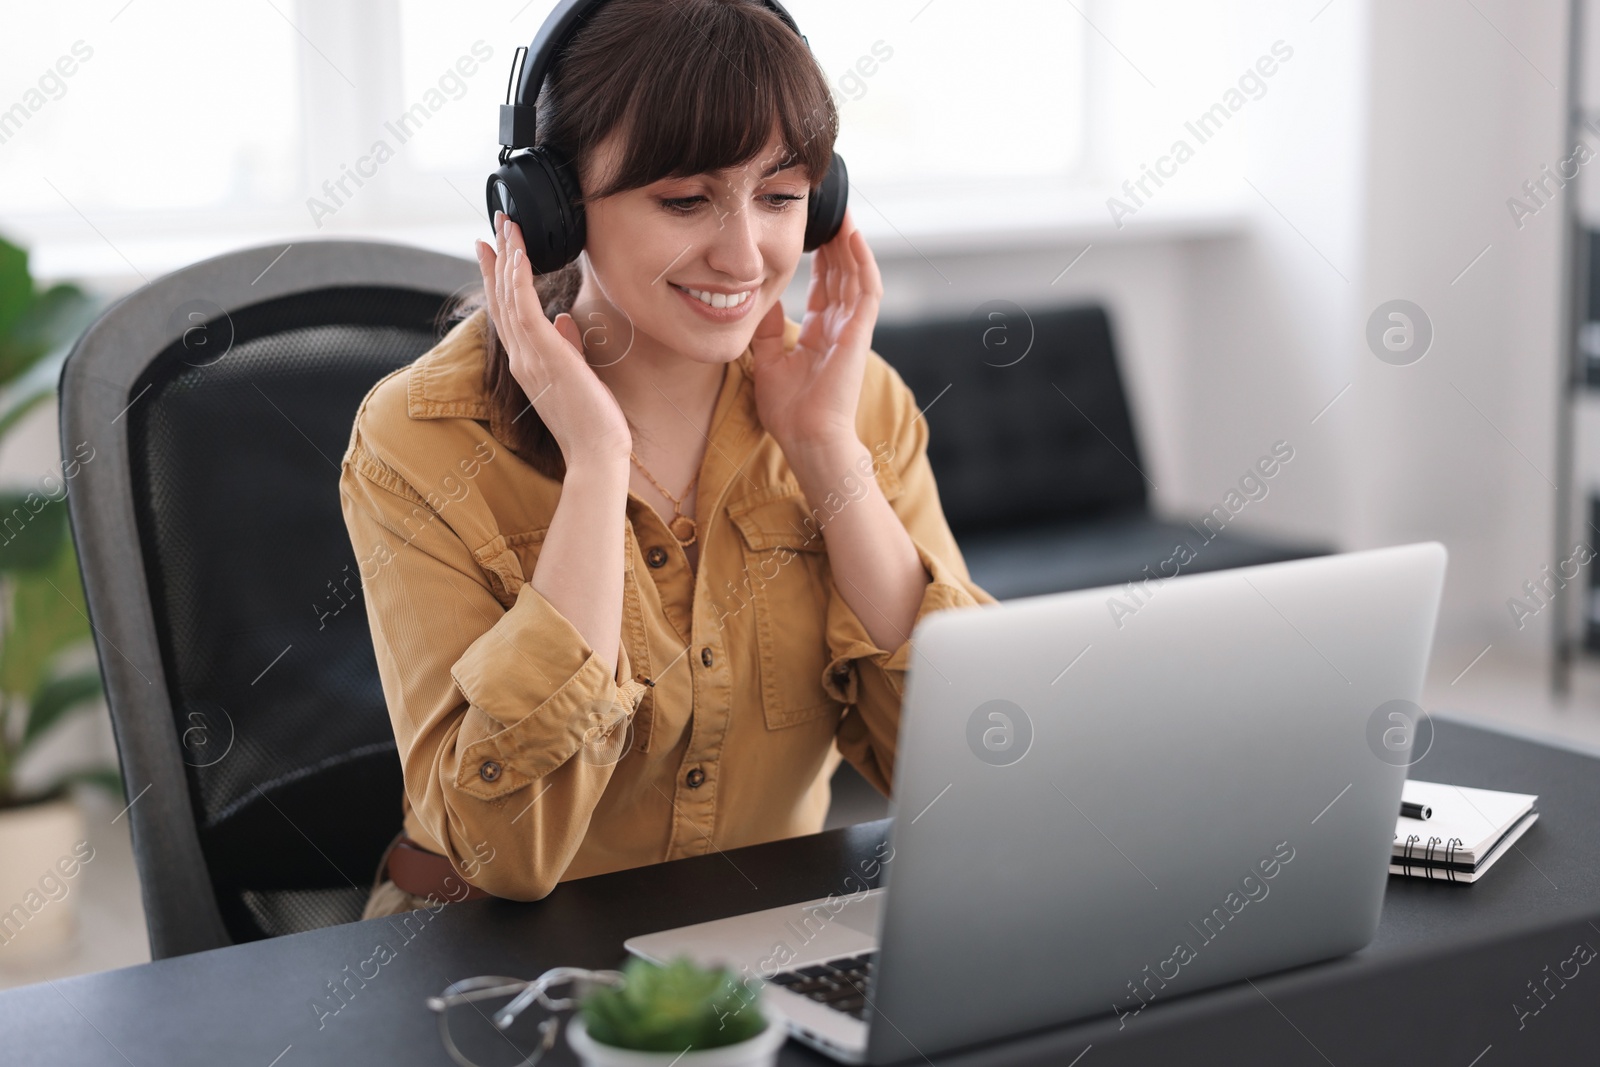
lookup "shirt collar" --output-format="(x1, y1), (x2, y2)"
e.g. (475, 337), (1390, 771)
(408, 306), (796, 492)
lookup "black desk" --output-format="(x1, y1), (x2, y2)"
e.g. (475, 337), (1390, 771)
(3, 715), (1597, 1066)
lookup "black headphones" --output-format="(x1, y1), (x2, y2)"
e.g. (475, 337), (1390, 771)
(485, 0), (848, 275)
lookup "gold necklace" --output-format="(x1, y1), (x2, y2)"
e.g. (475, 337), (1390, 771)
(629, 452), (699, 546)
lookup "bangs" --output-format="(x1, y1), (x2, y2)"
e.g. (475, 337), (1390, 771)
(562, 0), (838, 201)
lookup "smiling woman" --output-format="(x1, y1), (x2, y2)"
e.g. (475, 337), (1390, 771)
(338, 0), (994, 919)
(467, 0), (839, 482)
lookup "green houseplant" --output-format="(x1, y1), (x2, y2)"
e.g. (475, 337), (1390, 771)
(567, 956), (787, 1066)
(0, 231), (118, 959)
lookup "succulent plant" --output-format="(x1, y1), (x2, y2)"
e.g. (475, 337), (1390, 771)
(579, 955), (767, 1052)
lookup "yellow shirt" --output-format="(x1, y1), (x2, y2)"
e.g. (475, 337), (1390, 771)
(338, 306), (996, 901)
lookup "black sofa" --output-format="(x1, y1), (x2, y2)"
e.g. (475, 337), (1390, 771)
(869, 304), (1329, 600)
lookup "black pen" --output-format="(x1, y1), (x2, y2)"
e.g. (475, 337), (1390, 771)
(1401, 800), (1431, 820)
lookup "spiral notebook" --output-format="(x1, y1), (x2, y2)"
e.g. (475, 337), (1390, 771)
(1391, 779), (1539, 883)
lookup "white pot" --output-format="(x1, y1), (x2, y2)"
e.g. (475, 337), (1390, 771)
(0, 793), (88, 965)
(567, 1005), (788, 1067)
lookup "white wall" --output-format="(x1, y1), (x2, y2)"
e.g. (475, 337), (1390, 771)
(1053, 0), (1569, 669)
(1177, 0), (1369, 552)
(1349, 0), (1567, 665)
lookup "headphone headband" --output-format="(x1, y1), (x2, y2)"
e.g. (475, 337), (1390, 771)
(486, 0), (845, 269)
(498, 0), (803, 151)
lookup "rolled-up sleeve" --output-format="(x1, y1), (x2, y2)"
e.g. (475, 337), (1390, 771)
(448, 580), (647, 794)
(340, 437), (646, 901)
(821, 366), (997, 797)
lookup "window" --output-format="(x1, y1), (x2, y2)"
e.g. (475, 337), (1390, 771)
(795, 0), (1086, 188)
(0, 0), (1100, 279)
(394, 0), (1087, 189)
(0, 3), (300, 219)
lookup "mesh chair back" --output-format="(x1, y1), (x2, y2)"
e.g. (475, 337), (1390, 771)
(60, 242), (479, 957)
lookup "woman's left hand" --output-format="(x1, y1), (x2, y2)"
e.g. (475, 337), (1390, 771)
(750, 208), (883, 454)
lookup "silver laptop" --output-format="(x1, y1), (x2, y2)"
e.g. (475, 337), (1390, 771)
(626, 543), (1447, 1063)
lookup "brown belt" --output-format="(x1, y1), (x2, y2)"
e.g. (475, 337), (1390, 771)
(383, 834), (491, 903)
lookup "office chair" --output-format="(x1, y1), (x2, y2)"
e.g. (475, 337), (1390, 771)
(871, 304), (1330, 598)
(59, 239), (480, 959)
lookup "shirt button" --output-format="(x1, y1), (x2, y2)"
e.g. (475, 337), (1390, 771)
(701, 647), (714, 667)
(479, 760), (502, 782)
(686, 767), (706, 788)
(646, 546), (668, 568)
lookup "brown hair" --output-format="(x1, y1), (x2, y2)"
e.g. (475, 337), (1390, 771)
(445, 0), (840, 481)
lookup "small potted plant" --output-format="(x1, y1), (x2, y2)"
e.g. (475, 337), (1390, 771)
(567, 956), (788, 1067)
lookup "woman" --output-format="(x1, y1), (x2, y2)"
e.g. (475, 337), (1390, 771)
(339, 0), (995, 920)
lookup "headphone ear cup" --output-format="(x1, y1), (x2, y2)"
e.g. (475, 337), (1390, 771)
(484, 146), (587, 274)
(803, 151), (849, 252)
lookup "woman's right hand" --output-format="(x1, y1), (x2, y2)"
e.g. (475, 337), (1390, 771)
(475, 213), (633, 467)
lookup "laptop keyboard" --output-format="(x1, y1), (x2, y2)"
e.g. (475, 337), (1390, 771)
(765, 952), (877, 1020)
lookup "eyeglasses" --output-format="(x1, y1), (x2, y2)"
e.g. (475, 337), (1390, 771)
(426, 967), (625, 1067)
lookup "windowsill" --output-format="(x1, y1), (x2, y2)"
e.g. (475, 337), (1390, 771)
(22, 182), (1250, 292)
(843, 180), (1250, 255)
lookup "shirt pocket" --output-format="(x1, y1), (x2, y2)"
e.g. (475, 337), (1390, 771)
(726, 486), (840, 730)
(472, 527), (657, 753)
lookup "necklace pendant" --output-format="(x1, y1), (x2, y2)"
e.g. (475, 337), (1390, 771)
(669, 515), (698, 546)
